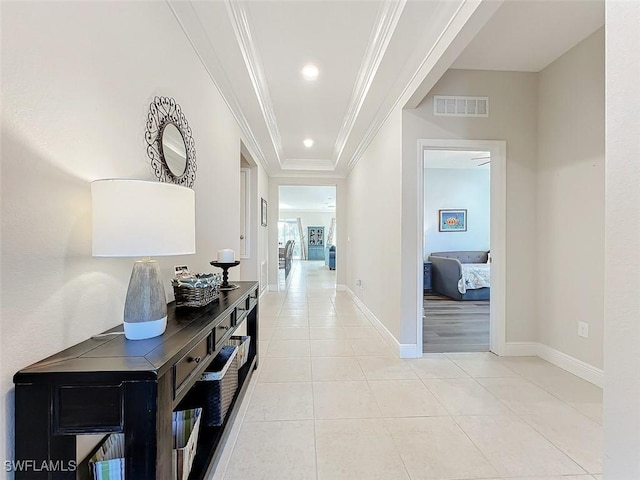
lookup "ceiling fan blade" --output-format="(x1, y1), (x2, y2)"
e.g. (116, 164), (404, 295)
(472, 156), (491, 160)
(477, 160), (491, 166)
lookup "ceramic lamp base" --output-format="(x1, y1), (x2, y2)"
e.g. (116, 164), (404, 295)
(124, 317), (167, 340)
(124, 259), (168, 340)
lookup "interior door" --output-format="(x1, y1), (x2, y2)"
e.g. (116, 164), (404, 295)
(240, 168), (249, 258)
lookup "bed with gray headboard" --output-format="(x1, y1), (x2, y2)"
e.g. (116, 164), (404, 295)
(427, 250), (490, 301)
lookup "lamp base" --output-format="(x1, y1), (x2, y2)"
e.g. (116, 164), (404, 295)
(124, 317), (167, 340)
(124, 259), (168, 340)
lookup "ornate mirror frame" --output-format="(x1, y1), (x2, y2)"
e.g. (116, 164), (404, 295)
(145, 96), (197, 188)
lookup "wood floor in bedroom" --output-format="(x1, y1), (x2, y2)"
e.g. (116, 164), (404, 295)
(423, 292), (490, 353)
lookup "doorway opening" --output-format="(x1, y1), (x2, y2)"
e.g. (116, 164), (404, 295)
(278, 185), (337, 287)
(417, 139), (506, 356)
(423, 150), (491, 352)
(239, 143), (260, 285)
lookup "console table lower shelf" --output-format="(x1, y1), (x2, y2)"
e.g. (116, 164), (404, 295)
(14, 281), (260, 480)
(76, 354), (257, 480)
(182, 354), (256, 480)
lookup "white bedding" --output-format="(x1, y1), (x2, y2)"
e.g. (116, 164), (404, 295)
(458, 263), (490, 294)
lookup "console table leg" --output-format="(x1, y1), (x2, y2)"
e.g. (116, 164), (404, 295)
(14, 384), (76, 479)
(123, 380), (171, 480)
(156, 375), (174, 479)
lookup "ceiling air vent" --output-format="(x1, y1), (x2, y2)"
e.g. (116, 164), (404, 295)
(433, 95), (489, 117)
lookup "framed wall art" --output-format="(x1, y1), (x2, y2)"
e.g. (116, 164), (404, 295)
(261, 198), (268, 227)
(439, 209), (467, 232)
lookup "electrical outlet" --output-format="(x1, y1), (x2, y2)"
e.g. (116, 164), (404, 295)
(355, 279), (362, 287)
(578, 321), (590, 338)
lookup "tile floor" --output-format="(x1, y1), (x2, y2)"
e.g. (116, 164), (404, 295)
(212, 261), (603, 480)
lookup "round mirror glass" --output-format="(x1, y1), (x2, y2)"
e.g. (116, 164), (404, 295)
(161, 123), (187, 176)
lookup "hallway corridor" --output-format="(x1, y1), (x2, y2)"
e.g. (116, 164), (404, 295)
(213, 261), (603, 480)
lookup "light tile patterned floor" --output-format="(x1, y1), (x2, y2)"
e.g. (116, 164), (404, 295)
(212, 261), (603, 480)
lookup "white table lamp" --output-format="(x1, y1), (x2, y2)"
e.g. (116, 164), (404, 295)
(92, 179), (195, 340)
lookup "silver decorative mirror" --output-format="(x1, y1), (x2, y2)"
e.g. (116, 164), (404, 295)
(161, 123), (187, 176)
(145, 96), (196, 188)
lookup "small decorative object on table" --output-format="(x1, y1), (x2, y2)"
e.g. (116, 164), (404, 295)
(211, 249), (240, 290)
(172, 272), (221, 308)
(216, 249), (236, 263)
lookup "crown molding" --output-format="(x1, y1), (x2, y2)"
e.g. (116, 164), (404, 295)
(347, 0), (492, 172)
(280, 209), (337, 214)
(225, 0), (284, 167)
(282, 159), (335, 171)
(271, 170), (347, 179)
(402, 0), (503, 110)
(166, 0), (274, 174)
(332, 0), (407, 169)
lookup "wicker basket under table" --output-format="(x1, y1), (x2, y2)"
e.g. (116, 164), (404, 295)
(183, 345), (239, 427)
(224, 336), (251, 367)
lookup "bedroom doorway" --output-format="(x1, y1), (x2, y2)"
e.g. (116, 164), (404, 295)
(417, 139), (506, 356)
(423, 150), (491, 352)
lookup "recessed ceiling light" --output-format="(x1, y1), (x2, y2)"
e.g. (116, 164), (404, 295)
(303, 138), (314, 148)
(301, 64), (319, 81)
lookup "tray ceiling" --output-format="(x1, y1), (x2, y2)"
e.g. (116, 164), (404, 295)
(168, 0), (603, 178)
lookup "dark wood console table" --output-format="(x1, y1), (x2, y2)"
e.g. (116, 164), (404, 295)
(13, 281), (259, 479)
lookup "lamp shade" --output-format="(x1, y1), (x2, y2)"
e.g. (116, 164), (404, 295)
(92, 179), (195, 257)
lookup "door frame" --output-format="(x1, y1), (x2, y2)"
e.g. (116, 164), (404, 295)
(417, 139), (507, 356)
(240, 167), (250, 259)
(270, 181), (342, 291)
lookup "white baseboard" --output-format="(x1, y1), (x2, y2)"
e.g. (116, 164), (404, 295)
(346, 288), (402, 357)
(345, 288), (420, 358)
(504, 342), (603, 387)
(537, 343), (603, 388)
(503, 342), (539, 356)
(398, 344), (421, 358)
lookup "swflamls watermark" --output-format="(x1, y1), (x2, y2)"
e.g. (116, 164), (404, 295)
(4, 460), (77, 472)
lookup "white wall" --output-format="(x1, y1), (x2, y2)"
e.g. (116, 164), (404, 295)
(346, 108), (403, 340)
(537, 28), (604, 369)
(279, 211), (336, 246)
(424, 168), (490, 256)
(603, 2), (640, 477)
(0, 1), (267, 466)
(257, 166), (271, 291)
(238, 148), (271, 293)
(403, 70), (539, 344)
